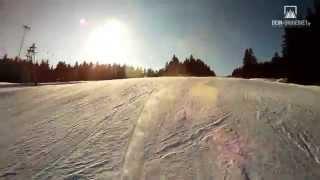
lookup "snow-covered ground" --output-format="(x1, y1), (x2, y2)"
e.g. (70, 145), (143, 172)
(0, 77), (320, 180)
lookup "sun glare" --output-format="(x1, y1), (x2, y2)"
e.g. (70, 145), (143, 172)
(84, 19), (135, 64)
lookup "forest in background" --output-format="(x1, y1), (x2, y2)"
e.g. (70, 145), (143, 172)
(232, 1), (320, 85)
(0, 54), (215, 83)
(1, 1), (319, 85)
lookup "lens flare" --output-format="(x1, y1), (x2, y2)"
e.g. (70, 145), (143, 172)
(80, 18), (88, 26)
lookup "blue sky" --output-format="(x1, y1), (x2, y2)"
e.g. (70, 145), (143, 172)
(0, 0), (314, 75)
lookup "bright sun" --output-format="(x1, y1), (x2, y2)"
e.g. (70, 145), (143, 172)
(84, 19), (135, 64)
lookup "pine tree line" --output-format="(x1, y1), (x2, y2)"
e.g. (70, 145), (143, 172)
(158, 55), (216, 77)
(232, 50), (288, 79)
(232, 0), (320, 85)
(0, 54), (215, 83)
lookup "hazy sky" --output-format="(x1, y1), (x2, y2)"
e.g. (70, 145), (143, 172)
(0, 0), (314, 75)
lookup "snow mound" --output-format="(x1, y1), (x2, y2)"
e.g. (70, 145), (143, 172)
(0, 77), (319, 180)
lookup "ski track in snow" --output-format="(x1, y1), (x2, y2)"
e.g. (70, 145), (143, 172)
(0, 77), (320, 180)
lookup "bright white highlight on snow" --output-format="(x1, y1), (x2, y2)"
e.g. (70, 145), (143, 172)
(84, 19), (136, 64)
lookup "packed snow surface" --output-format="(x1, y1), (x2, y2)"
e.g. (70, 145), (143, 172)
(0, 77), (320, 180)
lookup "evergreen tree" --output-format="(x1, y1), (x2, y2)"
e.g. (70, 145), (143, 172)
(282, 0), (320, 84)
(243, 48), (257, 67)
